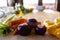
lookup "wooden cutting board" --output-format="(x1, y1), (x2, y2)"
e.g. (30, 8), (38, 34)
(0, 11), (60, 40)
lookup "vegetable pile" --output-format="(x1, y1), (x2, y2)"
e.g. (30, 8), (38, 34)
(8, 18), (46, 36)
(0, 14), (15, 36)
(20, 5), (33, 13)
(44, 18), (60, 39)
(15, 5), (33, 18)
(0, 13), (60, 39)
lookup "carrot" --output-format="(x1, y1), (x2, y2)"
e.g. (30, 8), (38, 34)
(8, 18), (27, 26)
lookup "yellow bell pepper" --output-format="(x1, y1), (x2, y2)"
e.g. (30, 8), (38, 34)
(44, 20), (54, 27)
(54, 28), (60, 39)
(16, 10), (23, 17)
(19, 10), (23, 17)
(47, 24), (57, 35)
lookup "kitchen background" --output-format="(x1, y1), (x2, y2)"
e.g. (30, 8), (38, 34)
(0, 0), (60, 11)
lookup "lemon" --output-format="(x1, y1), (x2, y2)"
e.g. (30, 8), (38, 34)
(55, 18), (60, 23)
(54, 28), (60, 39)
(47, 24), (57, 35)
(44, 20), (54, 26)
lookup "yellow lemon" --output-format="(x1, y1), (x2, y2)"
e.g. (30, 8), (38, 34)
(54, 28), (60, 39)
(47, 24), (57, 35)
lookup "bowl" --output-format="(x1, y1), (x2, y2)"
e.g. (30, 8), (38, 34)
(36, 6), (45, 11)
(0, 11), (5, 18)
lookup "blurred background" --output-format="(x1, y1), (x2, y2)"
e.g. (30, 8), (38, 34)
(0, 0), (60, 11)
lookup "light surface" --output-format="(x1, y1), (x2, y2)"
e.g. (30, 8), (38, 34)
(0, 0), (7, 7)
(23, 0), (38, 8)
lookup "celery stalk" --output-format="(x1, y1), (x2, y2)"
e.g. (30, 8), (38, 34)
(2, 14), (15, 24)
